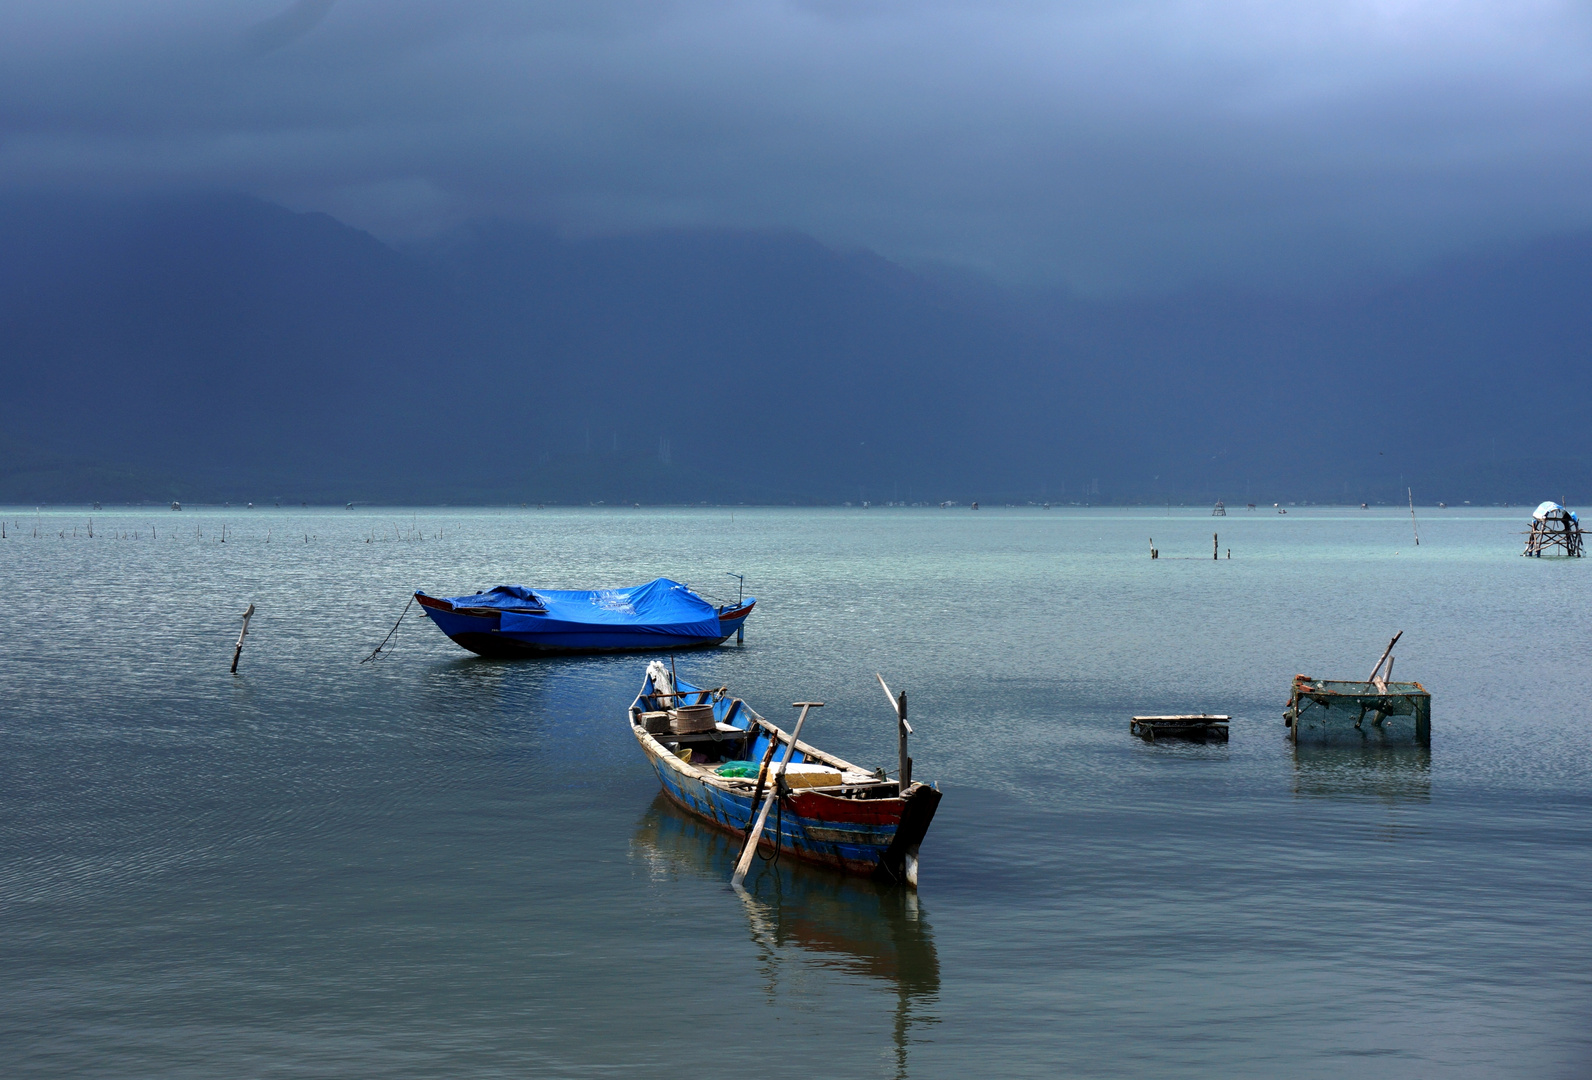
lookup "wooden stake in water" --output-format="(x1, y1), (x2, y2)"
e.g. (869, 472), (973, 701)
(1408, 488), (1420, 546)
(1367, 631), (1402, 684)
(876, 673), (913, 787)
(732, 702), (822, 887)
(231, 603), (255, 675)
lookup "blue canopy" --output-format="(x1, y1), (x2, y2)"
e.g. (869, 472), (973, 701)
(444, 578), (724, 639)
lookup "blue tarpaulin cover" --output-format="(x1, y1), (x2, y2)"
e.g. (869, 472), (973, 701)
(446, 578), (724, 639)
(449, 584), (547, 611)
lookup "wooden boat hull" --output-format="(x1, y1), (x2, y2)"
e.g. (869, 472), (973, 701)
(417, 592), (754, 657)
(629, 676), (940, 885)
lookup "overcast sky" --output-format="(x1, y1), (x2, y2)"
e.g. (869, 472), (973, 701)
(3, 0), (1590, 292)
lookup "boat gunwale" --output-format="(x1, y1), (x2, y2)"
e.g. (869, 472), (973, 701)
(417, 589), (750, 621)
(627, 688), (894, 804)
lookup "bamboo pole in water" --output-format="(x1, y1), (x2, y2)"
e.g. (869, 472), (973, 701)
(231, 604), (255, 675)
(1367, 631), (1402, 683)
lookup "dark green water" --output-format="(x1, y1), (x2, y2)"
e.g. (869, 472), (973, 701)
(2, 506), (1589, 1077)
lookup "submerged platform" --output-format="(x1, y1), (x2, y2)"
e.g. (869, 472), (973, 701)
(1131, 715), (1230, 742)
(1285, 675), (1430, 745)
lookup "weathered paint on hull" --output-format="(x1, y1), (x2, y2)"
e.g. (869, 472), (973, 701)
(637, 728), (939, 882)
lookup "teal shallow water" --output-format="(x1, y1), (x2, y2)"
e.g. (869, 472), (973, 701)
(1, 506), (1589, 1077)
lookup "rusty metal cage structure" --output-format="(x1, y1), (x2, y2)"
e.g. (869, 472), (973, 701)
(1285, 675), (1431, 746)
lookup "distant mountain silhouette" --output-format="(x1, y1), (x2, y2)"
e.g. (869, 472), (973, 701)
(2, 192), (1588, 504)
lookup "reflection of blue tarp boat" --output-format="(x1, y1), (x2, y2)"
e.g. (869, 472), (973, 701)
(414, 578), (754, 657)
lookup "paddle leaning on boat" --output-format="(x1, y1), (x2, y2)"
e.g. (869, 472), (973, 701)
(629, 662), (941, 887)
(414, 578), (755, 657)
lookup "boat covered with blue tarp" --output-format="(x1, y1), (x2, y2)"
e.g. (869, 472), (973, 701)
(415, 577), (754, 657)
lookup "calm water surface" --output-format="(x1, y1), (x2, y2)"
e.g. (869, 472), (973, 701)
(2, 506), (1589, 1078)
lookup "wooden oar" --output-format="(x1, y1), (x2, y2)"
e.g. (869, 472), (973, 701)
(731, 701), (822, 887)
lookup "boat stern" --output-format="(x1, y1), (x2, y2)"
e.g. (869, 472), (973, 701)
(716, 598), (756, 640)
(872, 782), (942, 888)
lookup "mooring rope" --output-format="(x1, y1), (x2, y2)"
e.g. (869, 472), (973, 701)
(360, 596), (414, 663)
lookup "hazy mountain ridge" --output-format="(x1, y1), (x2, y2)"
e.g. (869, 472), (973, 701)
(1, 193), (1588, 505)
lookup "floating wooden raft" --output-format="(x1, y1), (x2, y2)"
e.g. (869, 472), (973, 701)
(1130, 715), (1230, 742)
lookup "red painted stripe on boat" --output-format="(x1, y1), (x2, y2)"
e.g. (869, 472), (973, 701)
(784, 790), (906, 826)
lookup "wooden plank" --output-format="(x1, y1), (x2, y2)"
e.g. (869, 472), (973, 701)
(1135, 723), (1229, 730)
(646, 687), (727, 702)
(1131, 715), (1230, 742)
(1132, 714), (1230, 722)
(1133, 728), (1228, 734)
(655, 723), (751, 744)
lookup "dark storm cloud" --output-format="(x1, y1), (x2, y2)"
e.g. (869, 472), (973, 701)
(2, 0), (1591, 291)
(242, 0), (338, 57)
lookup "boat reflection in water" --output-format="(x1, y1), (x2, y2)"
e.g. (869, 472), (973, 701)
(1292, 744), (1432, 804)
(631, 795), (939, 1077)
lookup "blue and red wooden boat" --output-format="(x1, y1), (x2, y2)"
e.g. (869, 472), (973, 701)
(415, 578), (754, 657)
(629, 663), (941, 887)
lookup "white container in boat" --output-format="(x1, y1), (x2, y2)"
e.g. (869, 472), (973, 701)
(765, 762), (843, 789)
